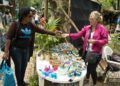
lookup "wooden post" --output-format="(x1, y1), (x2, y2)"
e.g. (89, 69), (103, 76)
(118, 0), (120, 10)
(68, 0), (71, 16)
(10, 0), (16, 16)
(19, 0), (23, 9)
(44, 0), (48, 19)
(67, 0), (71, 33)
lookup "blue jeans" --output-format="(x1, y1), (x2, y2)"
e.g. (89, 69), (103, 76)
(10, 47), (29, 85)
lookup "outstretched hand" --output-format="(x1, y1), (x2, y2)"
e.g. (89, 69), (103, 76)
(55, 30), (63, 36)
(61, 33), (69, 38)
(88, 39), (96, 44)
(54, 30), (69, 38)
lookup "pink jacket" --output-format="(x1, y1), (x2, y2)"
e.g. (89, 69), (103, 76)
(69, 24), (108, 54)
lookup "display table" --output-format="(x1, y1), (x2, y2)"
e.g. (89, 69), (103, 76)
(36, 58), (86, 86)
(36, 43), (87, 86)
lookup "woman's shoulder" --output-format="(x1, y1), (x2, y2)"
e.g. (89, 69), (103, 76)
(97, 24), (107, 30)
(28, 22), (39, 31)
(83, 25), (91, 30)
(27, 22), (36, 29)
(97, 24), (108, 33)
(9, 21), (18, 29)
(97, 24), (105, 28)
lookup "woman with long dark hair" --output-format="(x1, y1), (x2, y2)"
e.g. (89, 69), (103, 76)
(3, 7), (58, 86)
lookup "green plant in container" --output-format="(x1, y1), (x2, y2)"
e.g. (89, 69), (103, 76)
(35, 17), (64, 50)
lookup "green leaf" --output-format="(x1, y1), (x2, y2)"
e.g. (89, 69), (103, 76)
(45, 17), (61, 31)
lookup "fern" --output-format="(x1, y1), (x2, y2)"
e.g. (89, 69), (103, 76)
(45, 17), (61, 31)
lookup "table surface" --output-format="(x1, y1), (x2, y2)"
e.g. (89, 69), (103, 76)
(36, 57), (87, 83)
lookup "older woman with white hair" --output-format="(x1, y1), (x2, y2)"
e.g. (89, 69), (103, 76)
(62, 11), (108, 86)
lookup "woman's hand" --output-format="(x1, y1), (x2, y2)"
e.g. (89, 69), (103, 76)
(61, 33), (69, 38)
(2, 51), (9, 60)
(88, 39), (96, 44)
(55, 30), (62, 36)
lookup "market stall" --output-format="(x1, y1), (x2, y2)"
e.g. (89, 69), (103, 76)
(36, 43), (87, 86)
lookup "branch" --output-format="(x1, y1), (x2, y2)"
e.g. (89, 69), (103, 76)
(60, 7), (79, 32)
(0, 4), (13, 8)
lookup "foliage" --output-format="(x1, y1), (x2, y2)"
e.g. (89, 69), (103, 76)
(29, 73), (39, 86)
(45, 17), (61, 31)
(19, 0), (31, 7)
(35, 17), (65, 50)
(19, 0), (42, 9)
(109, 34), (120, 53)
(31, 0), (43, 10)
(98, 0), (115, 10)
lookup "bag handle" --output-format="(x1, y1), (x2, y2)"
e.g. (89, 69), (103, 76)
(86, 26), (92, 54)
(0, 59), (7, 69)
(87, 26), (92, 48)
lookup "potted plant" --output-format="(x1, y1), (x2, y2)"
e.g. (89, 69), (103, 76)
(35, 17), (64, 50)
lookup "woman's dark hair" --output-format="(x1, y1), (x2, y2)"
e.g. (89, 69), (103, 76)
(5, 11), (9, 14)
(19, 7), (31, 22)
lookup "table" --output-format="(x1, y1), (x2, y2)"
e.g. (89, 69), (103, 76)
(36, 55), (87, 86)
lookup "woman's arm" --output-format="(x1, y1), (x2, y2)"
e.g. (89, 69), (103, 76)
(31, 23), (56, 36)
(3, 22), (16, 59)
(62, 27), (87, 40)
(3, 39), (11, 59)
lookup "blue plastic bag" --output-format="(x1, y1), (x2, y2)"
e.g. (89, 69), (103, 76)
(0, 60), (16, 86)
